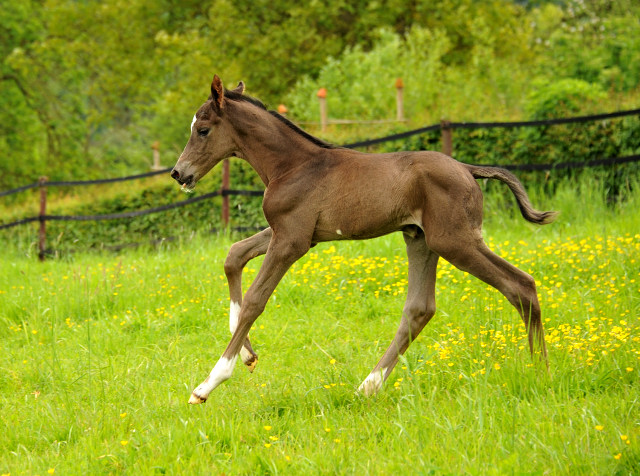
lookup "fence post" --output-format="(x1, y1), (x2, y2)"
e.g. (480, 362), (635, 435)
(317, 88), (328, 132)
(441, 119), (453, 157)
(395, 78), (404, 122)
(151, 141), (162, 170)
(38, 176), (48, 261)
(278, 104), (288, 116)
(221, 159), (230, 228)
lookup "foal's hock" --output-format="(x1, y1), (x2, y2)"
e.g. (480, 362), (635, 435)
(171, 75), (557, 404)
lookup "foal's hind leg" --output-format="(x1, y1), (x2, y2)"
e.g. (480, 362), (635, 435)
(435, 236), (548, 363)
(359, 229), (439, 396)
(224, 227), (272, 371)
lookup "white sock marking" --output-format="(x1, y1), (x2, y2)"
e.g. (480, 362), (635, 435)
(240, 346), (253, 365)
(358, 367), (387, 396)
(194, 355), (238, 399)
(229, 301), (241, 333)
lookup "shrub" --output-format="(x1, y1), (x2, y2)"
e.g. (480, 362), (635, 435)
(524, 78), (607, 120)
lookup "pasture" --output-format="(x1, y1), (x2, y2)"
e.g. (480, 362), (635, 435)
(1, 178), (639, 475)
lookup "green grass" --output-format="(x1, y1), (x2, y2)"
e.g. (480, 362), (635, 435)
(1, 178), (639, 475)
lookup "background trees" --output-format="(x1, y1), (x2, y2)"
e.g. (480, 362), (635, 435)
(1, 0), (639, 191)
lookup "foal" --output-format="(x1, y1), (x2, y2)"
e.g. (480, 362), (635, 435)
(171, 75), (557, 404)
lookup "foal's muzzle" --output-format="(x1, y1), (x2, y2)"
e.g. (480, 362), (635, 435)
(170, 168), (193, 186)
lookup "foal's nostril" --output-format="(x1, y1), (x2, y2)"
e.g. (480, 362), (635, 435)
(170, 169), (180, 181)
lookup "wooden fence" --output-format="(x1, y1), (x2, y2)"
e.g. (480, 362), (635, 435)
(2, 107), (639, 260)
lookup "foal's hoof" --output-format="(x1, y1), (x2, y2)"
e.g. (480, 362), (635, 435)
(358, 380), (380, 397)
(188, 392), (207, 405)
(245, 356), (258, 373)
(241, 347), (258, 373)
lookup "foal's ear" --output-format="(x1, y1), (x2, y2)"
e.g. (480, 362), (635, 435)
(211, 74), (225, 111)
(230, 81), (245, 95)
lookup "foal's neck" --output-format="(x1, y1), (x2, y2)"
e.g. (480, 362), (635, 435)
(228, 101), (327, 186)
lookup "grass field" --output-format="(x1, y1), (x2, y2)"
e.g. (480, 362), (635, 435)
(1, 178), (639, 475)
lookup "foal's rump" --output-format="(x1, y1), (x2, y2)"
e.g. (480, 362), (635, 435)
(393, 150), (558, 226)
(306, 149), (556, 243)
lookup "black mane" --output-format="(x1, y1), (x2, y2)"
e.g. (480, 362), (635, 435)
(225, 89), (337, 150)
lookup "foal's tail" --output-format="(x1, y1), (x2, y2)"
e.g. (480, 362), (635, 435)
(465, 164), (559, 225)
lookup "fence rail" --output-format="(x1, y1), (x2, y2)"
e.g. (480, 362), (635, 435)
(342, 107), (640, 148)
(1, 107), (639, 259)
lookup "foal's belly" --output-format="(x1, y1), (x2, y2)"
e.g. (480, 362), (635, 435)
(308, 156), (428, 242)
(311, 191), (420, 242)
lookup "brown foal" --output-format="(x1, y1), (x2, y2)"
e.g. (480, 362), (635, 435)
(171, 75), (557, 404)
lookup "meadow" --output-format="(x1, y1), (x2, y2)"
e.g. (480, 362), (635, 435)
(1, 177), (639, 475)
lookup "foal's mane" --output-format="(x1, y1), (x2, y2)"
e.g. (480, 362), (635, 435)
(224, 89), (337, 150)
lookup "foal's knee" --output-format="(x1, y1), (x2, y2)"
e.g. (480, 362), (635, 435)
(224, 244), (244, 278)
(237, 294), (267, 325)
(405, 298), (436, 319)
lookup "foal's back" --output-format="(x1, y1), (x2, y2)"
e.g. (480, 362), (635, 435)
(284, 148), (482, 243)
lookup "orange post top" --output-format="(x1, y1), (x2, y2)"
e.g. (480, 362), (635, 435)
(277, 104), (288, 114)
(317, 88), (327, 98)
(395, 78), (404, 89)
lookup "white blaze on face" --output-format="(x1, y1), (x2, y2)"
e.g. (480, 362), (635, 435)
(190, 114), (197, 132)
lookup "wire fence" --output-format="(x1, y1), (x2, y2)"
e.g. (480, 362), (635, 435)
(1, 107), (639, 258)
(342, 107), (640, 148)
(0, 168), (171, 198)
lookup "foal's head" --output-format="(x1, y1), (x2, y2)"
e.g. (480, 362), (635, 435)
(170, 75), (244, 192)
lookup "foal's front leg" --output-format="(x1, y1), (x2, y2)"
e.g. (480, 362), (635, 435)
(189, 235), (309, 404)
(224, 228), (272, 371)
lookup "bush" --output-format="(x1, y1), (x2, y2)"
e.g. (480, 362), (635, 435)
(377, 113), (640, 201)
(0, 163), (267, 255)
(524, 79), (607, 120)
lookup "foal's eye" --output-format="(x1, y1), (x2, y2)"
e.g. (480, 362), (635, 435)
(197, 128), (210, 137)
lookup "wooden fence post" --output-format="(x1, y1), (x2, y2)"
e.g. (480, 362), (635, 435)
(151, 141), (162, 170)
(221, 158), (230, 228)
(38, 176), (48, 261)
(395, 78), (404, 122)
(317, 88), (328, 132)
(441, 119), (453, 157)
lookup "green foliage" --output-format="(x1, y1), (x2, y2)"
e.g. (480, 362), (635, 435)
(525, 79), (607, 119)
(381, 115), (640, 166)
(542, 0), (640, 92)
(1, 0), (640, 224)
(379, 115), (640, 203)
(286, 28), (451, 122)
(12, 0), (546, 190)
(285, 20), (538, 123)
(0, 164), (267, 255)
(285, 0), (640, 126)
